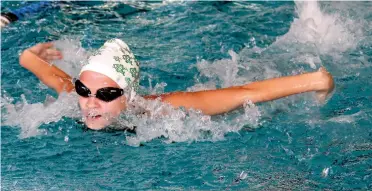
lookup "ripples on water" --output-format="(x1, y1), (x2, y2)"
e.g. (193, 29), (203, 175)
(1, 1), (371, 190)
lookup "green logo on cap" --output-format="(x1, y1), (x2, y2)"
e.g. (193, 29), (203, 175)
(125, 77), (132, 86)
(120, 47), (130, 54)
(113, 64), (128, 76)
(113, 56), (121, 62)
(132, 82), (139, 91)
(129, 68), (139, 78)
(122, 55), (133, 65)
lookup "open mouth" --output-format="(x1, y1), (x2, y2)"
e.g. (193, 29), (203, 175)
(93, 115), (102, 119)
(86, 114), (102, 120)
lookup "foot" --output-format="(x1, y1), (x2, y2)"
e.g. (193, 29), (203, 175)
(315, 67), (335, 103)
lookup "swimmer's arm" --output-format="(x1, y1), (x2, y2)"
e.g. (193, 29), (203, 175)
(19, 43), (74, 94)
(147, 69), (334, 115)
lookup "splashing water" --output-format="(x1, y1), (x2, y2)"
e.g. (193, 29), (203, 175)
(1, 93), (81, 138)
(280, 1), (360, 54)
(1, 1), (364, 147)
(51, 37), (89, 78)
(238, 1), (362, 74)
(118, 97), (261, 147)
(1, 52), (262, 144)
(192, 50), (242, 89)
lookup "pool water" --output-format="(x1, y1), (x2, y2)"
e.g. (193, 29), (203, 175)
(1, 1), (372, 190)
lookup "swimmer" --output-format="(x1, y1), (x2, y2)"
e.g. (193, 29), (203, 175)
(19, 39), (334, 130)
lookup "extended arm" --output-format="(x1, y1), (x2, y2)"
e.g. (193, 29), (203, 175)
(19, 43), (74, 93)
(147, 68), (334, 115)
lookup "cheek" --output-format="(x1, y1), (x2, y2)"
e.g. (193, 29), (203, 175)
(106, 99), (126, 114)
(78, 98), (86, 108)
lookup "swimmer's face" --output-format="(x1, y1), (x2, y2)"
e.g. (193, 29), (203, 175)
(78, 71), (127, 130)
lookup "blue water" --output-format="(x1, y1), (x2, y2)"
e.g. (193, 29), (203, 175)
(1, 1), (372, 190)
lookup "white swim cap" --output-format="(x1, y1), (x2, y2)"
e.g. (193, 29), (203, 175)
(80, 39), (140, 101)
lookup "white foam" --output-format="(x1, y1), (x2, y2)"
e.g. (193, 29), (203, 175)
(2, 93), (81, 139)
(193, 50), (241, 88)
(190, 50), (279, 90)
(276, 1), (360, 54)
(328, 111), (364, 124)
(119, 97), (261, 147)
(51, 37), (89, 78)
(236, 1), (363, 76)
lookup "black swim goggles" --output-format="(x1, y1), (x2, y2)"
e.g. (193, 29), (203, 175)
(74, 79), (124, 102)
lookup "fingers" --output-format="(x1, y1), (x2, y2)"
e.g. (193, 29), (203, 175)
(41, 42), (54, 49)
(38, 48), (63, 61)
(46, 48), (63, 59)
(27, 41), (66, 63)
(28, 43), (44, 54)
(28, 42), (61, 59)
(47, 55), (63, 61)
(45, 54), (63, 61)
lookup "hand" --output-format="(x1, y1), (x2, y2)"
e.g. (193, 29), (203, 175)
(315, 67), (335, 103)
(27, 42), (63, 62)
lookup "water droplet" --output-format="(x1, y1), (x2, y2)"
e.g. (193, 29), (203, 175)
(64, 136), (69, 142)
(239, 171), (248, 180)
(322, 167), (329, 177)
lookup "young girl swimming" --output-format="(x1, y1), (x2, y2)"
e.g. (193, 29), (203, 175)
(19, 39), (334, 130)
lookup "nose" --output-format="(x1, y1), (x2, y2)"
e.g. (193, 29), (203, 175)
(86, 96), (99, 109)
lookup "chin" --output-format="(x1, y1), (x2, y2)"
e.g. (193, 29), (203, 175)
(85, 119), (112, 130)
